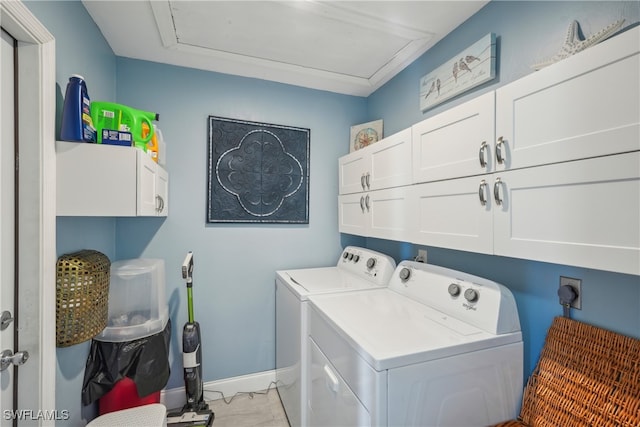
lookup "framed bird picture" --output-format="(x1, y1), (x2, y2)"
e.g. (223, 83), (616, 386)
(420, 33), (496, 113)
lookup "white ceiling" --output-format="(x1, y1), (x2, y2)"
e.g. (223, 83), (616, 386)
(82, 1), (488, 96)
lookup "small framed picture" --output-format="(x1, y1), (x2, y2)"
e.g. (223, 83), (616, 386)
(350, 119), (383, 152)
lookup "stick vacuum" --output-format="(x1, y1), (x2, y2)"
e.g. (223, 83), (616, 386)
(167, 252), (214, 427)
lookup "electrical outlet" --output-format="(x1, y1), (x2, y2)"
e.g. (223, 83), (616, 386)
(559, 276), (582, 310)
(416, 249), (427, 263)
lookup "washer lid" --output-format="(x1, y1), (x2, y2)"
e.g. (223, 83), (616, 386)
(309, 288), (523, 371)
(276, 267), (384, 300)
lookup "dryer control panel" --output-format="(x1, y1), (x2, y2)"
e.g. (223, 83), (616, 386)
(338, 246), (396, 286)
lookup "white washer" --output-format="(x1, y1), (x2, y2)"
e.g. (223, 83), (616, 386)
(307, 260), (523, 427)
(275, 246), (396, 427)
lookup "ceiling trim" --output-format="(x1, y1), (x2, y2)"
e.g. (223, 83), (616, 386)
(148, 0), (435, 96)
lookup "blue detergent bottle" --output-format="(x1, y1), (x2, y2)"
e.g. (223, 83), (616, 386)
(60, 75), (96, 142)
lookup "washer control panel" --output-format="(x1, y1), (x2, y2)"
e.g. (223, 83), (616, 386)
(338, 246), (396, 286)
(388, 260), (520, 335)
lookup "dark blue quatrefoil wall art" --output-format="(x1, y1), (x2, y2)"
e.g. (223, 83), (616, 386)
(207, 116), (310, 223)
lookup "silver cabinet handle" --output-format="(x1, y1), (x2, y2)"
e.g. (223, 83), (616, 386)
(1, 349), (29, 371)
(496, 136), (505, 164)
(494, 177), (503, 205)
(156, 195), (165, 213)
(365, 172), (371, 189)
(365, 194), (370, 211)
(360, 174), (366, 190)
(479, 141), (488, 168)
(479, 180), (487, 206)
(360, 196), (365, 212)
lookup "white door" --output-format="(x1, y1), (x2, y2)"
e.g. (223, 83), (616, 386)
(1, 1), (57, 422)
(1, 28), (17, 422)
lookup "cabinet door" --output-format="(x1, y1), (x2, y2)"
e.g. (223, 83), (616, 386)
(338, 150), (368, 195)
(338, 193), (368, 236)
(368, 128), (412, 190)
(410, 176), (493, 254)
(495, 26), (639, 171)
(56, 141), (137, 216)
(368, 186), (413, 242)
(412, 92), (495, 184)
(493, 152), (640, 275)
(155, 165), (168, 216)
(136, 152), (158, 216)
(339, 187), (412, 240)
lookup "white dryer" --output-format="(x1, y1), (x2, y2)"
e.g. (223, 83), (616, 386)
(275, 247), (396, 427)
(307, 260), (523, 427)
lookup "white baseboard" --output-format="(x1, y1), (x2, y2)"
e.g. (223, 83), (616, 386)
(161, 370), (277, 411)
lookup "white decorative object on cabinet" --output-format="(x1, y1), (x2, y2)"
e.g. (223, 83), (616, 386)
(495, 25), (639, 171)
(339, 128), (412, 195)
(412, 91), (495, 184)
(56, 141), (168, 217)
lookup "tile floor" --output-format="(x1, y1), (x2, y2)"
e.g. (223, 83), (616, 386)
(207, 387), (290, 427)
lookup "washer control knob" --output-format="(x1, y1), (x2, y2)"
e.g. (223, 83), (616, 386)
(366, 258), (376, 269)
(464, 288), (479, 303)
(448, 283), (461, 297)
(348, 253), (354, 261)
(343, 252), (349, 259)
(399, 267), (411, 281)
(353, 255), (360, 263)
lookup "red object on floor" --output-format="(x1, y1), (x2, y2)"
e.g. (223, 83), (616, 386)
(98, 377), (161, 415)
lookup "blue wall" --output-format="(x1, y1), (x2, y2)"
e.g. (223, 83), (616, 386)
(113, 58), (366, 388)
(24, 1), (640, 425)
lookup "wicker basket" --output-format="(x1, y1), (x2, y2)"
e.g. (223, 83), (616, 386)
(56, 250), (110, 347)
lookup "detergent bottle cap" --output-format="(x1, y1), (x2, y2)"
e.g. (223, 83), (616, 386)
(70, 74), (85, 81)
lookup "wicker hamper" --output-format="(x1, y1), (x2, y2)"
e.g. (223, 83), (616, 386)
(56, 250), (110, 347)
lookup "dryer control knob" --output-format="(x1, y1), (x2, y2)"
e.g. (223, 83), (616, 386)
(464, 288), (479, 303)
(353, 255), (360, 263)
(342, 252), (349, 259)
(448, 283), (461, 297)
(366, 258), (376, 269)
(399, 267), (411, 281)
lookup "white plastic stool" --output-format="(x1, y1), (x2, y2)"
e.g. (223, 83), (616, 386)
(87, 403), (167, 427)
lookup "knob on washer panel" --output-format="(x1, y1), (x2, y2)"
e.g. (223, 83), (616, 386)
(353, 255), (360, 263)
(399, 267), (411, 281)
(366, 258), (376, 269)
(448, 283), (461, 297)
(464, 288), (479, 303)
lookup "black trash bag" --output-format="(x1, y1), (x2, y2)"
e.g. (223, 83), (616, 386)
(81, 319), (171, 406)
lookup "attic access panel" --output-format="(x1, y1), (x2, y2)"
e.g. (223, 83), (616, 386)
(207, 116), (310, 223)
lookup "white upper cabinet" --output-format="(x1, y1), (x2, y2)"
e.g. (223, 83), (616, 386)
(338, 128), (412, 195)
(412, 92), (495, 184)
(493, 152), (639, 276)
(56, 141), (168, 217)
(338, 186), (413, 242)
(410, 175), (494, 254)
(495, 26), (640, 171)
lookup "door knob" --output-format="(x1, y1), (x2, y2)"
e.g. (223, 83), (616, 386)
(0, 311), (13, 331)
(0, 349), (29, 371)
